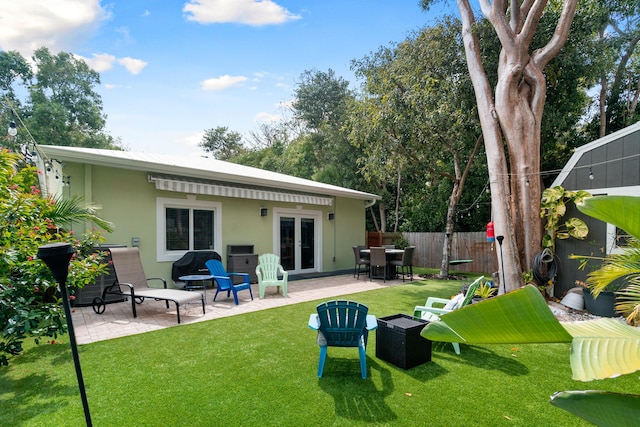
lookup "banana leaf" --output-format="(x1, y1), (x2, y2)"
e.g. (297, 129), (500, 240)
(550, 391), (640, 427)
(421, 285), (640, 380)
(420, 285), (572, 344)
(420, 284), (640, 425)
(562, 318), (640, 381)
(576, 196), (640, 240)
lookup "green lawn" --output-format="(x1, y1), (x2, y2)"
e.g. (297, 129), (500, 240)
(1, 274), (637, 426)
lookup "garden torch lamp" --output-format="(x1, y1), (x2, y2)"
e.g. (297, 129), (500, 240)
(37, 242), (93, 427)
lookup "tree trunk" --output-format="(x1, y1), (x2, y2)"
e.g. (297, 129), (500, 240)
(457, 0), (577, 292)
(438, 136), (483, 278)
(394, 164), (401, 233)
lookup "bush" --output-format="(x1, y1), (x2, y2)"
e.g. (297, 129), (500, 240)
(0, 149), (109, 365)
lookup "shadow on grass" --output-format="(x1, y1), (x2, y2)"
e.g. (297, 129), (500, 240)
(0, 344), (78, 424)
(433, 343), (529, 376)
(318, 357), (397, 423)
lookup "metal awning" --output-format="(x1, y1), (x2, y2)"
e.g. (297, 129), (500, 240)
(148, 174), (334, 206)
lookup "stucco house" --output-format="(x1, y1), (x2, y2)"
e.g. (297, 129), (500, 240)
(551, 120), (640, 297)
(35, 145), (380, 285)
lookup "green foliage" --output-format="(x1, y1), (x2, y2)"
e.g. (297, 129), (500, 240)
(570, 195), (640, 325)
(422, 284), (640, 425)
(0, 149), (109, 366)
(199, 126), (246, 160)
(540, 186), (591, 251)
(474, 279), (497, 298)
(1, 47), (122, 151)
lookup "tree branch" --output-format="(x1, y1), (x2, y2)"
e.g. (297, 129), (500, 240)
(532, 0), (578, 69)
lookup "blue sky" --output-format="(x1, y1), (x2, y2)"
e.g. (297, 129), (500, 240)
(1, 1), (453, 156)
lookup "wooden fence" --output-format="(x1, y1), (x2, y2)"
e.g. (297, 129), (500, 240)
(368, 232), (499, 274)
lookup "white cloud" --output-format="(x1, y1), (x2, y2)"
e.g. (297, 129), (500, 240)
(74, 53), (116, 73)
(255, 112), (281, 123)
(181, 131), (205, 148)
(0, 1), (108, 57)
(201, 75), (248, 91)
(118, 57), (148, 75)
(183, 0), (301, 26)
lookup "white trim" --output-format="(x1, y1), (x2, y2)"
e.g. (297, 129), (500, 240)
(273, 207), (323, 274)
(38, 145), (380, 202)
(155, 196), (223, 262)
(552, 121), (640, 188)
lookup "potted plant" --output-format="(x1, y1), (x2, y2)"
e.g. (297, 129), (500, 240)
(472, 279), (497, 302)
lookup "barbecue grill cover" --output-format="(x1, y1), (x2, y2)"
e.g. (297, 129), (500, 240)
(172, 250), (221, 281)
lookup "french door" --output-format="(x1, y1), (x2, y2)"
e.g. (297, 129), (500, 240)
(277, 212), (320, 274)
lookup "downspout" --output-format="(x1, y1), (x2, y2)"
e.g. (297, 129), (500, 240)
(332, 196), (337, 263)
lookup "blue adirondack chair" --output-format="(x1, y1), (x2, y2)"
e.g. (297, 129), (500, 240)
(205, 259), (253, 305)
(308, 300), (378, 379)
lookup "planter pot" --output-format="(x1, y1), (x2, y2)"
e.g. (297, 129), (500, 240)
(583, 288), (617, 317)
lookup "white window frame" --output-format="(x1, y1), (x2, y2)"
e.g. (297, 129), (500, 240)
(156, 195), (222, 262)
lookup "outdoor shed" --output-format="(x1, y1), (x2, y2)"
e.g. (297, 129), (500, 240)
(551, 120), (640, 297)
(35, 145), (380, 285)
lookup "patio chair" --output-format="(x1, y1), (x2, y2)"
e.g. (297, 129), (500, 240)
(413, 276), (483, 354)
(255, 253), (288, 298)
(390, 246), (415, 282)
(205, 259), (253, 305)
(369, 247), (388, 282)
(352, 245), (370, 279)
(92, 247), (205, 324)
(308, 300), (378, 379)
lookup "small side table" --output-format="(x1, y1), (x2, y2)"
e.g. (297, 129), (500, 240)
(376, 314), (432, 369)
(179, 275), (214, 301)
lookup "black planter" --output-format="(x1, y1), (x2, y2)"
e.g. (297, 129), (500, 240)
(583, 288), (617, 317)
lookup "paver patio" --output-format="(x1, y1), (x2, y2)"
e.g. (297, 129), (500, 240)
(71, 274), (401, 344)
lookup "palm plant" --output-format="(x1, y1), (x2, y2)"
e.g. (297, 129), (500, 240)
(48, 194), (114, 233)
(571, 195), (640, 325)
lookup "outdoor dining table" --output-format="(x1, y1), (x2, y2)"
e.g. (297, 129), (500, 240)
(360, 248), (404, 280)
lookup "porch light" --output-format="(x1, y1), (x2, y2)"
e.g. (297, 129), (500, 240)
(7, 120), (17, 137)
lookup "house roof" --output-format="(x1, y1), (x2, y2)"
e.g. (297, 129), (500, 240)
(551, 120), (640, 188)
(37, 145), (380, 202)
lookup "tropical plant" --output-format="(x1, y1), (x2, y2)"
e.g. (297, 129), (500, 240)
(421, 284), (640, 426)
(0, 149), (112, 366)
(474, 279), (497, 299)
(569, 195), (640, 325)
(540, 186), (590, 251)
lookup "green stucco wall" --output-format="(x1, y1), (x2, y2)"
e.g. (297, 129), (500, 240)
(61, 162), (368, 285)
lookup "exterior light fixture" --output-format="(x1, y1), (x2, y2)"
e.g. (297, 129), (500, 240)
(37, 242), (93, 426)
(7, 120), (17, 137)
(589, 167), (594, 180)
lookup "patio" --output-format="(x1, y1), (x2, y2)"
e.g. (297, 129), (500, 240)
(71, 274), (402, 344)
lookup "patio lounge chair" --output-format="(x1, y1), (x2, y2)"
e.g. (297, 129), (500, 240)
(205, 259), (253, 305)
(413, 276), (483, 354)
(308, 300), (378, 379)
(92, 247), (205, 324)
(255, 253), (288, 298)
